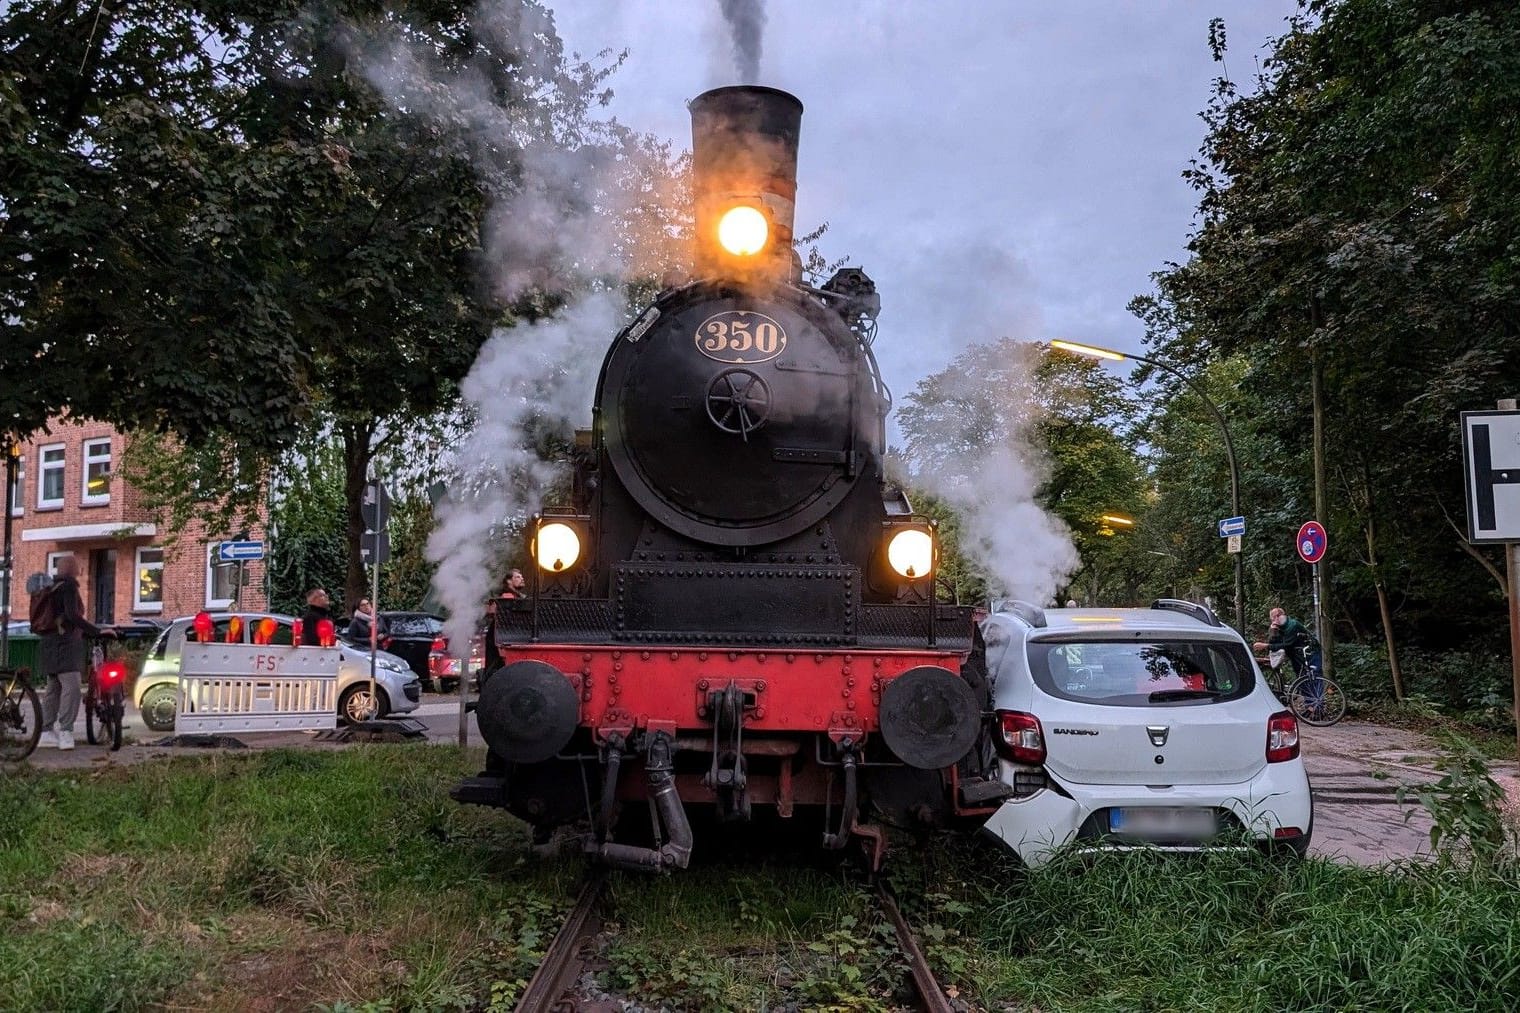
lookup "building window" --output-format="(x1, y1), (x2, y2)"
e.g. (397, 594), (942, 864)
(5, 454), (20, 517)
(82, 438), (112, 505)
(45, 551), (74, 576)
(206, 545), (236, 609)
(37, 444), (65, 509)
(135, 547), (165, 612)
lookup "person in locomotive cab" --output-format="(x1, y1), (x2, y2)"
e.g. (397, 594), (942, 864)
(503, 568), (526, 598)
(481, 570), (526, 676)
(300, 588), (333, 646)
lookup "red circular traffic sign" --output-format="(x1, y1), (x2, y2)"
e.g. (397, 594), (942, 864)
(1296, 521), (1327, 564)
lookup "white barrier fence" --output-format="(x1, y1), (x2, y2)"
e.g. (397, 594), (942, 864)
(175, 643), (340, 735)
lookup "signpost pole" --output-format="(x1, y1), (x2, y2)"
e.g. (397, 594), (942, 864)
(369, 536), (379, 721)
(368, 487), (380, 723)
(359, 477), (393, 724)
(1311, 561), (1323, 656)
(1507, 542), (1520, 762)
(1, 441), (16, 671)
(458, 644), (469, 747)
(1499, 397), (1520, 761)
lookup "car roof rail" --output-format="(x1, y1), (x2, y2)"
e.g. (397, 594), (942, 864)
(1000, 599), (1048, 628)
(1150, 598), (1223, 627)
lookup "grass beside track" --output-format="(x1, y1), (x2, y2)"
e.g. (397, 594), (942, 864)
(2, 747), (1517, 1011)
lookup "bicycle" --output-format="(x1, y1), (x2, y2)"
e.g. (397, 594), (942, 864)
(1, 665), (44, 761)
(84, 641), (127, 751)
(1261, 648), (1346, 727)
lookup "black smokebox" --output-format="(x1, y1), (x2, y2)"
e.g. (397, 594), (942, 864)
(689, 85), (803, 281)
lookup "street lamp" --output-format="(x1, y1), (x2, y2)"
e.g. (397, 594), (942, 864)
(1049, 339), (1245, 635)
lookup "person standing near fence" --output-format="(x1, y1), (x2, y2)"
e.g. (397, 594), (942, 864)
(37, 555), (114, 750)
(300, 588), (333, 647)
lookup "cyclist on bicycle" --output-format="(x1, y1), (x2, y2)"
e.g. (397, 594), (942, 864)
(1253, 607), (1322, 699)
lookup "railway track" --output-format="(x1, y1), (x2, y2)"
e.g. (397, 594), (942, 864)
(515, 871), (608, 1013)
(875, 879), (957, 1013)
(516, 871), (956, 1012)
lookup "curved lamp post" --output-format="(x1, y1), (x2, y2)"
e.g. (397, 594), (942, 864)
(1049, 339), (1245, 635)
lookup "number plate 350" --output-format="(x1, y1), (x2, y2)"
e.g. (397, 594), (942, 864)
(695, 310), (787, 363)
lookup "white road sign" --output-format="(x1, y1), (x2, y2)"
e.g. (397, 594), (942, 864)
(1226, 534), (1242, 554)
(1462, 410), (1520, 543)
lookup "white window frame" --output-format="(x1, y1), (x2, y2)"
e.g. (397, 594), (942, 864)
(46, 551), (74, 576)
(81, 437), (112, 506)
(134, 546), (165, 613)
(6, 454), (20, 517)
(37, 443), (65, 510)
(205, 544), (236, 609)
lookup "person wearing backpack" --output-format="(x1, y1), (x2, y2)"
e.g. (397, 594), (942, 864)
(35, 555), (114, 750)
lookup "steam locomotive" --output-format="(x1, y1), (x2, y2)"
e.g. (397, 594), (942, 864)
(454, 87), (1004, 871)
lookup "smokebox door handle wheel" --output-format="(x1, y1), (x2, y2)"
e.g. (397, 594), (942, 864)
(705, 368), (772, 439)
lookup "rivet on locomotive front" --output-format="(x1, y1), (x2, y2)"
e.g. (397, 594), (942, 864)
(452, 86), (1007, 871)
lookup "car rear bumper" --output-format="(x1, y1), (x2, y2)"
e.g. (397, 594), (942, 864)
(980, 760), (1312, 867)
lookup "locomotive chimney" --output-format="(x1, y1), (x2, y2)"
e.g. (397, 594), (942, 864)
(689, 85), (803, 282)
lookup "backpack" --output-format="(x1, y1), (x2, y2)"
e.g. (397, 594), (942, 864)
(29, 584), (60, 634)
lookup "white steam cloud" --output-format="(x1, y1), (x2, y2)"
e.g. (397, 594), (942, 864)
(428, 293), (622, 651)
(900, 341), (1079, 606)
(355, 3), (683, 304)
(349, 3), (680, 647)
(717, 0), (766, 83)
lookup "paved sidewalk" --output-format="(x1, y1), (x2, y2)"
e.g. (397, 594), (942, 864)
(1300, 721), (1520, 864)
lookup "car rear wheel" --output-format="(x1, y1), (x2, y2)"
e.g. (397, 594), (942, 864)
(139, 685), (179, 732)
(339, 684), (389, 725)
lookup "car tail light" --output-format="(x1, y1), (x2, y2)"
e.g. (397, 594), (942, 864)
(994, 710), (1046, 764)
(1274, 826), (1304, 839)
(430, 637), (447, 654)
(98, 660), (127, 687)
(316, 618), (336, 647)
(381, 636), (393, 649)
(1266, 710), (1299, 762)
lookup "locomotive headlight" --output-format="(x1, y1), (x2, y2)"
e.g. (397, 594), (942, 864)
(717, 205), (769, 256)
(887, 528), (934, 580)
(534, 522), (582, 573)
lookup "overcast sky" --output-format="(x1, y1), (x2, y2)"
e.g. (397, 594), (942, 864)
(549, 0), (1299, 400)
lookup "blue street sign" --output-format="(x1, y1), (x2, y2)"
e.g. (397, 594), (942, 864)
(217, 540), (265, 562)
(1218, 516), (1246, 538)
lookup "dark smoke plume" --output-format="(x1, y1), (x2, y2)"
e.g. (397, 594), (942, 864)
(718, 0), (765, 82)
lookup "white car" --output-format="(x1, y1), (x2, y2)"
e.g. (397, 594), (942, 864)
(979, 599), (1312, 866)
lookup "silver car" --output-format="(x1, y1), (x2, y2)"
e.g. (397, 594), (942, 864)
(134, 613), (422, 730)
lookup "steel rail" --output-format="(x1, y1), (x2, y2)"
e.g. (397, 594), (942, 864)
(516, 871), (607, 1012)
(875, 880), (955, 1013)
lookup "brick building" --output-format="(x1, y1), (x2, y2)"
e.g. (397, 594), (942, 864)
(4, 418), (267, 626)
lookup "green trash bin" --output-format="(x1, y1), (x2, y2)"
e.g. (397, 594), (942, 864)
(3, 632), (42, 684)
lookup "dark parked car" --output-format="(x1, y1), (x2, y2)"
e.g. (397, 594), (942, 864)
(342, 611), (443, 684)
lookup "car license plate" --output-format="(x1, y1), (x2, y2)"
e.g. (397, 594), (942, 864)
(1108, 807), (1217, 838)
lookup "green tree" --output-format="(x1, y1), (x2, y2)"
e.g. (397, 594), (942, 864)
(268, 437), (347, 616)
(2, 2), (686, 610)
(1136, 1), (1520, 697)
(896, 339), (1146, 605)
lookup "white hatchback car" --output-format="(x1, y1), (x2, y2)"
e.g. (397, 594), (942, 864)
(979, 600), (1312, 866)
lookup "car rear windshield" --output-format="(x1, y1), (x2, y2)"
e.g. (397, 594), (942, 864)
(386, 614), (443, 637)
(1027, 638), (1254, 706)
